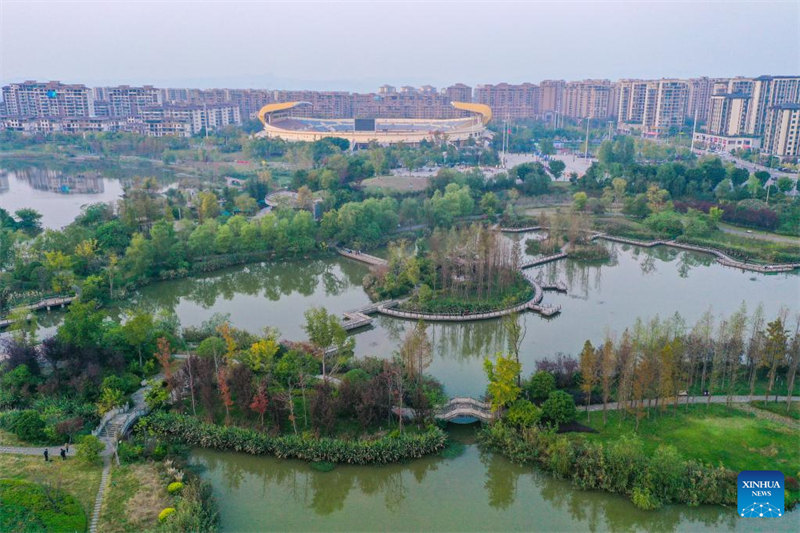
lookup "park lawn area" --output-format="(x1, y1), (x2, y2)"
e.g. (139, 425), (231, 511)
(750, 401), (800, 421)
(0, 429), (28, 446)
(574, 404), (799, 478)
(361, 175), (430, 194)
(0, 478), (85, 533)
(0, 454), (102, 529)
(98, 463), (167, 533)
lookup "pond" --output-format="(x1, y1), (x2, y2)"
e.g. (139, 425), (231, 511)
(122, 239), (798, 397)
(190, 426), (800, 532)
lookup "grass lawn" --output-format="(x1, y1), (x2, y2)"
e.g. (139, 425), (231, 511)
(0, 478), (86, 533)
(361, 175), (430, 194)
(98, 463), (167, 533)
(0, 429), (28, 446)
(575, 404), (799, 477)
(0, 454), (102, 530)
(750, 401), (800, 421)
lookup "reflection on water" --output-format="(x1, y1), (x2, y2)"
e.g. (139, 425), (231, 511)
(191, 442), (797, 532)
(0, 167), (124, 228)
(117, 241), (798, 397)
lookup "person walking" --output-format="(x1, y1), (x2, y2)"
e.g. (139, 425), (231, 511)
(60, 448), (67, 460)
(43, 448), (49, 462)
(64, 442), (69, 454)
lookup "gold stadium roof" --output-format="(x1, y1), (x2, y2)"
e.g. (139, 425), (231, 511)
(257, 101), (491, 126)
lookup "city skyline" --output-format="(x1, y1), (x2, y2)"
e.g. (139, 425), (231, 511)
(1, 1), (798, 90)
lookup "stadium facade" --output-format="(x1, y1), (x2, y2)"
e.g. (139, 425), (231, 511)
(255, 101), (491, 145)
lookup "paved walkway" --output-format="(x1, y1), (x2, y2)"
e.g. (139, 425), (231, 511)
(0, 445), (76, 456)
(585, 395), (800, 412)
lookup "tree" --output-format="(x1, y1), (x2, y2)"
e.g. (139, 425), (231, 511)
(548, 159), (566, 179)
(612, 178), (627, 203)
(541, 390), (576, 425)
(303, 307), (354, 379)
(479, 192), (501, 219)
(76, 435), (105, 465)
(579, 340), (597, 420)
(503, 312), (525, 387)
(196, 336), (226, 372)
(573, 191), (588, 211)
(197, 191), (220, 222)
(397, 321), (432, 396)
(155, 337), (173, 381)
(246, 334), (280, 373)
(57, 300), (104, 349)
(786, 319), (800, 413)
(234, 194), (257, 215)
(250, 380), (269, 428)
(598, 338), (616, 425)
(217, 368), (233, 425)
(763, 318), (788, 404)
(123, 310), (154, 368)
(483, 353), (522, 413)
(14, 208), (43, 236)
(528, 371), (555, 402)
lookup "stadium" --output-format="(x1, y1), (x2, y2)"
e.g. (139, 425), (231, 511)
(255, 101), (491, 145)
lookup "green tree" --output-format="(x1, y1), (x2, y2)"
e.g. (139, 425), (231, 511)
(548, 159), (566, 179)
(528, 371), (556, 401)
(541, 390), (577, 425)
(483, 353), (522, 413)
(123, 310), (155, 368)
(57, 300), (105, 349)
(303, 307), (354, 378)
(579, 340), (597, 420)
(763, 318), (788, 404)
(480, 192), (501, 219)
(14, 208), (43, 236)
(573, 192), (588, 211)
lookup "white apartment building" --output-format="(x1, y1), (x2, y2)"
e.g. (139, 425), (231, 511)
(762, 103), (800, 160)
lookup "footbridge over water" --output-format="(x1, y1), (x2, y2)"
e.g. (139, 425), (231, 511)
(393, 397), (496, 424)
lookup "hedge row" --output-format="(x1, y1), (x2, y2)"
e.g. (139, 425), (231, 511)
(135, 412), (446, 465)
(479, 422), (737, 510)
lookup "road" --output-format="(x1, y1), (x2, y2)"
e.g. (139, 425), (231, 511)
(718, 223), (800, 245)
(694, 148), (797, 181)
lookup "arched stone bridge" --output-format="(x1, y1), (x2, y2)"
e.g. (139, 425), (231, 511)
(393, 397), (496, 424)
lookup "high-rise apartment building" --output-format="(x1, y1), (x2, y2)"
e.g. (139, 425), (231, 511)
(537, 80), (565, 117)
(93, 85), (162, 118)
(474, 83), (539, 119)
(745, 76), (800, 136)
(617, 79), (689, 135)
(562, 80), (614, 119)
(445, 83), (472, 103)
(707, 93), (751, 136)
(2, 81), (94, 118)
(762, 103), (800, 159)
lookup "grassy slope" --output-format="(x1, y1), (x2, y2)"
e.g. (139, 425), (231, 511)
(574, 405), (798, 477)
(750, 401), (800, 421)
(98, 463), (167, 533)
(0, 454), (102, 529)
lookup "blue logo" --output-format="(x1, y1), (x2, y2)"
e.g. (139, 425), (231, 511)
(738, 471), (784, 518)
(46, 90), (57, 99)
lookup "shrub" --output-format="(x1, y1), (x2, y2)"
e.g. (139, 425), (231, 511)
(541, 391), (576, 425)
(158, 507), (176, 522)
(117, 441), (143, 464)
(136, 412), (446, 465)
(506, 399), (541, 428)
(159, 481), (218, 532)
(528, 371), (556, 401)
(632, 486), (660, 510)
(167, 482), (184, 494)
(0, 479), (86, 532)
(11, 410), (46, 443)
(76, 434), (105, 465)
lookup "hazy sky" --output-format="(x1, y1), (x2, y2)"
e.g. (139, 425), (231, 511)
(1, 1), (798, 91)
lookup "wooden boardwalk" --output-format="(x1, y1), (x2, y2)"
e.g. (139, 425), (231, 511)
(592, 234), (800, 273)
(336, 248), (388, 267)
(0, 295), (76, 328)
(520, 252), (568, 269)
(499, 226), (543, 233)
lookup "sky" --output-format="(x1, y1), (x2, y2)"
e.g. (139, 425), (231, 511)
(1, 0), (798, 91)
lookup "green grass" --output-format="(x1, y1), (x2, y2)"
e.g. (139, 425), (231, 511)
(0, 478), (86, 533)
(98, 463), (167, 533)
(0, 455), (102, 531)
(750, 401), (800, 421)
(575, 404), (799, 477)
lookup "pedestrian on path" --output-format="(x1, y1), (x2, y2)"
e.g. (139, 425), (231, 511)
(60, 448), (66, 460)
(64, 442), (69, 453)
(43, 448), (49, 462)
